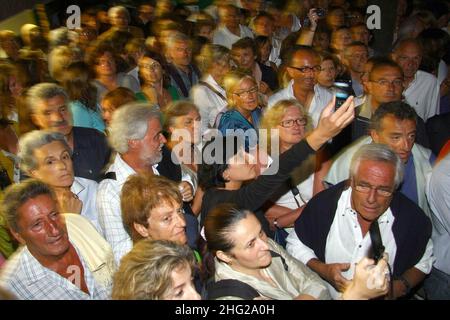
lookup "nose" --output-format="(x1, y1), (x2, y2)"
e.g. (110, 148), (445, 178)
(50, 112), (64, 123)
(257, 237), (270, 251)
(175, 211), (186, 228)
(45, 219), (60, 237)
(367, 187), (377, 204)
(185, 283), (201, 300)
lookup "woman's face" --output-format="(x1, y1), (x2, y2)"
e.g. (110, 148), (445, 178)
(170, 109), (202, 145)
(210, 58), (231, 85)
(231, 78), (258, 113)
(139, 57), (163, 84)
(162, 264), (201, 300)
(224, 150), (259, 182)
(95, 52), (116, 77)
(277, 106), (307, 148)
(317, 59), (336, 88)
(224, 214), (272, 272)
(258, 41), (271, 63)
(30, 141), (74, 188)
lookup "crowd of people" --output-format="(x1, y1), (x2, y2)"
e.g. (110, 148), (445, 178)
(0, 0), (449, 300)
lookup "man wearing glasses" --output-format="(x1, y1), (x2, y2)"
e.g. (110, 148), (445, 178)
(286, 143), (433, 300)
(324, 101), (434, 218)
(268, 46), (333, 128)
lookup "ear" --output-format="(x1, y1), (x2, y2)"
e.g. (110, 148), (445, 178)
(370, 129), (379, 142)
(128, 139), (140, 150)
(133, 222), (149, 238)
(216, 250), (233, 264)
(286, 66), (296, 79)
(221, 168), (230, 181)
(10, 228), (25, 245)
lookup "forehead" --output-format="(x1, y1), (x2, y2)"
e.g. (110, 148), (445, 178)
(17, 194), (56, 222)
(282, 105), (303, 117)
(355, 159), (395, 183)
(379, 114), (416, 131)
(232, 47), (253, 55)
(349, 45), (368, 53)
(371, 66), (402, 78)
(228, 214), (260, 245)
(35, 95), (66, 112)
(397, 43), (421, 55)
(140, 56), (158, 65)
(236, 77), (256, 89)
(292, 51), (319, 64)
(254, 16), (272, 25)
(35, 140), (68, 157)
(148, 199), (181, 217)
(146, 117), (162, 133)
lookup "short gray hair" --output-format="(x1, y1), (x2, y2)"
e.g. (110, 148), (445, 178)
(18, 130), (71, 174)
(166, 32), (191, 50)
(350, 143), (404, 189)
(26, 83), (68, 114)
(108, 6), (130, 22)
(108, 102), (162, 154)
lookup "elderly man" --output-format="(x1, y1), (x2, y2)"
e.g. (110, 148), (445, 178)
(268, 46), (333, 128)
(26, 83), (111, 181)
(391, 38), (440, 121)
(0, 179), (115, 299)
(105, 6), (144, 39)
(213, 4), (254, 50)
(424, 153), (450, 299)
(287, 143), (433, 299)
(165, 32), (201, 98)
(324, 101), (434, 217)
(18, 130), (100, 232)
(341, 42), (369, 97)
(97, 102), (197, 264)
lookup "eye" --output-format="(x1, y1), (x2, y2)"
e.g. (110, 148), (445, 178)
(50, 212), (59, 220)
(62, 153), (70, 160)
(46, 159), (55, 165)
(31, 221), (43, 231)
(174, 290), (184, 298)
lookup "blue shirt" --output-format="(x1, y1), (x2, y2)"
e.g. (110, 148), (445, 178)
(70, 100), (106, 133)
(400, 153), (435, 205)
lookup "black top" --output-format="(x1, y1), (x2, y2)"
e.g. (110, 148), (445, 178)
(200, 140), (316, 227)
(72, 126), (111, 181)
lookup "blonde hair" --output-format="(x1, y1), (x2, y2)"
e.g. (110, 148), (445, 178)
(120, 173), (182, 242)
(112, 239), (196, 300)
(260, 99), (311, 153)
(222, 70), (256, 108)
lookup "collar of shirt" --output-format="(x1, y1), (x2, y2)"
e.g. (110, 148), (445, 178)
(71, 177), (85, 196)
(112, 153), (159, 183)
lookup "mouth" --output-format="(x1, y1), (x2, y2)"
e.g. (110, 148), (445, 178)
(48, 234), (63, 244)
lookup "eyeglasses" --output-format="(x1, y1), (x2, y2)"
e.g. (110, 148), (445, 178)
(353, 182), (393, 197)
(289, 65), (322, 73)
(369, 79), (403, 87)
(280, 118), (307, 128)
(233, 86), (258, 98)
(140, 62), (161, 70)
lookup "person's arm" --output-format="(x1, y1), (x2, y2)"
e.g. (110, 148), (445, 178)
(392, 268), (427, 299)
(265, 204), (304, 230)
(296, 9), (319, 46)
(190, 187), (204, 216)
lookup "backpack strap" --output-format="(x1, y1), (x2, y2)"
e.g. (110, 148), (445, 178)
(198, 81), (227, 102)
(206, 279), (260, 300)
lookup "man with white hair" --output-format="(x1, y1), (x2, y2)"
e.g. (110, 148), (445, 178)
(106, 5), (144, 39)
(287, 143), (433, 300)
(97, 102), (197, 264)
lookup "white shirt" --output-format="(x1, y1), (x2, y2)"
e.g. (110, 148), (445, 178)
(190, 74), (228, 135)
(269, 37), (282, 67)
(213, 24), (254, 49)
(286, 187), (434, 299)
(268, 81), (334, 127)
(72, 176), (101, 234)
(404, 70), (440, 121)
(426, 154), (450, 275)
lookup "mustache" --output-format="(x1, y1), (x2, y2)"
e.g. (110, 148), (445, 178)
(51, 120), (68, 127)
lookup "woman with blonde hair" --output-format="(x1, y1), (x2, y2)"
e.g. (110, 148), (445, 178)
(112, 239), (201, 300)
(259, 99), (328, 247)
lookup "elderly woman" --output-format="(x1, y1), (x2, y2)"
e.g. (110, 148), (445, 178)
(217, 71), (263, 151)
(260, 99), (329, 246)
(18, 130), (101, 231)
(85, 42), (140, 103)
(136, 52), (179, 109)
(204, 203), (390, 300)
(112, 239), (200, 300)
(190, 44), (230, 136)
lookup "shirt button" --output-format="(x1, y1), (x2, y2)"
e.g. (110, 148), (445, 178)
(88, 169), (93, 174)
(358, 245), (362, 248)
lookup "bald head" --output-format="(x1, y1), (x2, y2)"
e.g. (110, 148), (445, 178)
(391, 39), (423, 79)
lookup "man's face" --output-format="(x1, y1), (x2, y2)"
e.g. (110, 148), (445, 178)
(371, 114), (416, 163)
(253, 16), (274, 37)
(331, 29), (352, 52)
(111, 11), (128, 28)
(12, 194), (70, 262)
(140, 200), (187, 245)
(32, 95), (73, 136)
(350, 25), (370, 45)
(392, 43), (422, 79)
(351, 160), (396, 223)
(287, 51), (320, 91)
(345, 45), (368, 74)
(367, 66), (404, 105)
(134, 117), (167, 167)
(95, 52), (116, 77)
(231, 47), (255, 70)
(31, 141), (74, 188)
(168, 40), (192, 68)
(221, 7), (240, 30)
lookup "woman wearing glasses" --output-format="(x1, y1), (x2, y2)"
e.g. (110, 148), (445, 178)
(217, 71), (263, 151)
(260, 99), (328, 247)
(136, 52), (179, 109)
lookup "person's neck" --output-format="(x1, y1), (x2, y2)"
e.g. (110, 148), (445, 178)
(230, 263), (267, 280)
(279, 141), (294, 154)
(210, 73), (222, 86)
(144, 79), (163, 91)
(226, 24), (240, 35)
(31, 242), (74, 272)
(293, 81), (313, 106)
(98, 74), (116, 85)
(121, 153), (154, 175)
(236, 106), (252, 122)
(65, 130), (74, 150)
(370, 96), (381, 112)
(53, 185), (72, 194)
(224, 180), (243, 190)
(404, 74), (415, 88)
(174, 63), (190, 73)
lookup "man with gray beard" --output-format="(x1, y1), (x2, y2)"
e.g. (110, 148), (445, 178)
(96, 103), (196, 264)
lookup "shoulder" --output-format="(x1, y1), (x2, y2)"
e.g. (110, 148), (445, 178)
(391, 192), (431, 227)
(75, 176), (98, 189)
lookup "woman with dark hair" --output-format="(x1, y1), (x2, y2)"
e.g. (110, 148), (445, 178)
(61, 61), (105, 133)
(198, 95), (355, 236)
(203, 203), (390, 300)
(136, 52), (179, 109)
